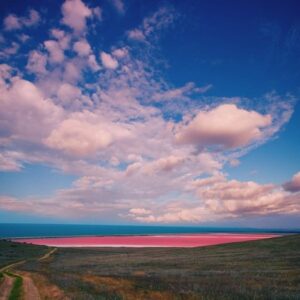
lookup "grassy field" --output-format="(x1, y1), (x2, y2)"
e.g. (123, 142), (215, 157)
(1, 234), (296, 299)
(0, 240), (48, 269)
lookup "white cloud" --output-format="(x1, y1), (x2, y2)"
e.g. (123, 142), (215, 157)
(45, 118), (113, 156)
(50, 29), (70, 50)
(73, 40), (91, 56)
(51, 28), (65, 40)
(87, 54), (100, 72)
(26, 50), (47, 75)
(63, 60), (82, 83)
(57, 83), (82, 103)
(3, 9), (40, 31)
(0, 78), (63, 143)
(44, 40), (64, 63)
(176, 104), (272, 149)
(129, 174), (300, 224)
(0, 64), (14, 81)
(61, 0), (92, 32)
(0, 42), (19, 57)
(3, 14), (21, 31)
(112, 48), (128, 58)
(100, 51), (119, 69)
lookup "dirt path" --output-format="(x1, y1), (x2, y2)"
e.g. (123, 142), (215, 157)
(0, 248), (58, 300)
(0, 247), (56, 273)
(0, 274), (15, 300)
(0, 260), (26, 273)
(38, 248), (57, 261)
(22, 275), (41, 300)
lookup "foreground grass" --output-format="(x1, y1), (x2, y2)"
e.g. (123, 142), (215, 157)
(11, 234), (299, 299)
(6, 272), (23, 300)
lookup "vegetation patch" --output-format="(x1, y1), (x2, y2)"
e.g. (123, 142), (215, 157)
(0, 239), (48, 268)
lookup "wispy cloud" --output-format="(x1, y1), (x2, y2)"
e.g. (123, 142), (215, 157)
(127, 6), (178, 43)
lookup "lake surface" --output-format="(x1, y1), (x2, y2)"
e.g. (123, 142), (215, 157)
(15, 233), (279, 248)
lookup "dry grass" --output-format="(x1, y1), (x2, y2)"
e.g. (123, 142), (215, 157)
(19, 271), (68, 300)
(82, 274), (179, 300)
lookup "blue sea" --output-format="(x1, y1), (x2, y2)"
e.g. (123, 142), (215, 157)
(0, 223), (299, 238)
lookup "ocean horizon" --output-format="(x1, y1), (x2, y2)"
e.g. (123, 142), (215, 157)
(1, 223), (299, 239)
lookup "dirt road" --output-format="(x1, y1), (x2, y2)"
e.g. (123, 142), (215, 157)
(22, 275), (41, 300)
(0, 274), (15, 300)
(38, 248), (57, 261)
(0, 248), (56, 300)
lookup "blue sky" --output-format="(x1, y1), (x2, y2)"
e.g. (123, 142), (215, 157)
(0, 0), (299, 227)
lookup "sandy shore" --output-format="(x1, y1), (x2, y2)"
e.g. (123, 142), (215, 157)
(14, 233), (279, 248)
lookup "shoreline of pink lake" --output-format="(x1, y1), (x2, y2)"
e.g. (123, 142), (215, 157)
(14, 233), (280, 248)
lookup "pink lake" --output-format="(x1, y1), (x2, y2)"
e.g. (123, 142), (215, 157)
(15, 233), (279, 248)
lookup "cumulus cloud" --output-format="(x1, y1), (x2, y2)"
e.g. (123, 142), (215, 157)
(194, 176), (300, 218)
(87, 54), (101, 71)
(3, 9), (40, 31)
(57, 83), (82, 103)
(0, 78), (63, 143)
(3, 15), (21, 31)
(100, 51), (119, 69)
(126, 155), (186, 176)
(61, 0), (92, 32)
(63, 60), (82, 83)
(26, 50), (47, 75)
(112, 48), (128, 58)
(73, 40), (91, 56)
(176, 104), (272, 149)
(44, 40), (64, 63)
(0, 42), (20, 57)
(0, 64), (14, 80)
(283, 172), (300, 192)
(45, 118), (113, 156)
(129, 174), (300, 224)
(50, 29), (70, 50)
